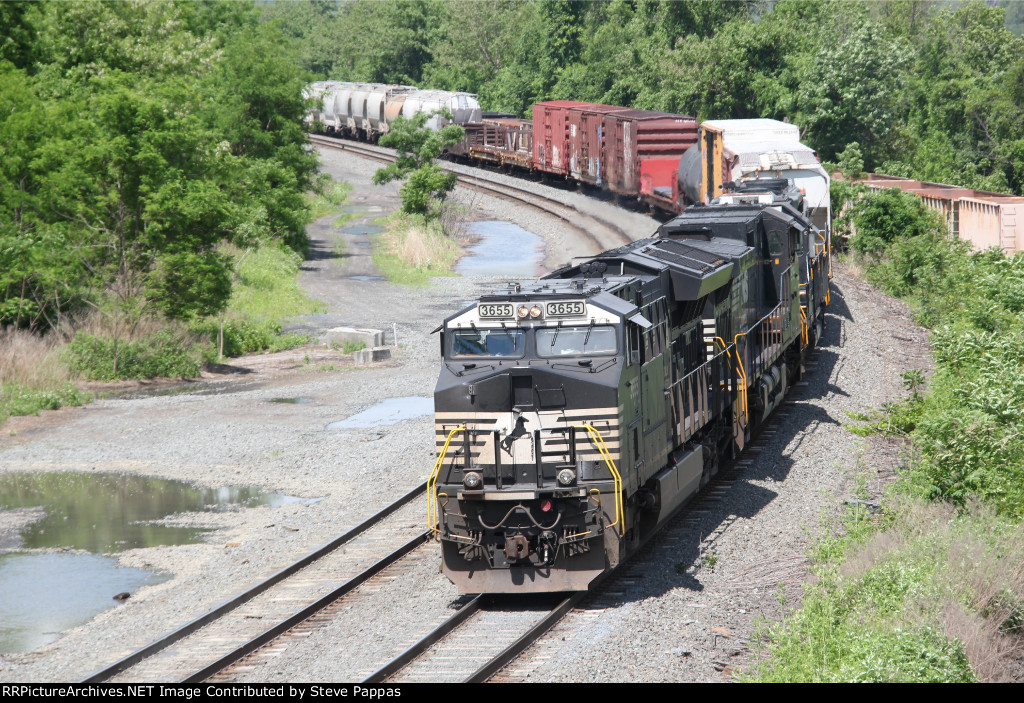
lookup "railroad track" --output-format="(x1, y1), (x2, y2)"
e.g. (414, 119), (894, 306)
(309, 134), (634, 252)
(77, 380), (817, 684)
(360, 592), (582, 683)
(81, 483), (429, 683)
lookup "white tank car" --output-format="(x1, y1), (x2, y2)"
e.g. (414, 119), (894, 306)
(702, 119), (832, 236)
(321, 82), (368, 133)
(304, 81), (344, 126)
(401, 90), (482, 130)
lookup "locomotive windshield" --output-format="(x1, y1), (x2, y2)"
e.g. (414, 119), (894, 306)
(451, 328), (525, 357)
(536, 326), (617, 357)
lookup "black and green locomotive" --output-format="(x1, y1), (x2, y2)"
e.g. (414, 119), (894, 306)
(430, 182), (830, 593)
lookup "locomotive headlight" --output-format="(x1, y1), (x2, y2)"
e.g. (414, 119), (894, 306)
(463, 471), (483, 489)
(557, 468), (576, 486)
(517, 306), (530, 319)
(529, 305), (543, 318)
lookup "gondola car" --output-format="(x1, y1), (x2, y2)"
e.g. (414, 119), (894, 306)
(429, 181), (828, 593)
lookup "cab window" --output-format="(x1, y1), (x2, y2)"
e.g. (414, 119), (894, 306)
(450, 329), (525, 358)
(535, 326), (617, 357)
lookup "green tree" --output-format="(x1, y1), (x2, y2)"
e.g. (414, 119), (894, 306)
(372, 112), (465, 219)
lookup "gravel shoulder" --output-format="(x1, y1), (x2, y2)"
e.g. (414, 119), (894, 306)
(0, 147), (928, 683)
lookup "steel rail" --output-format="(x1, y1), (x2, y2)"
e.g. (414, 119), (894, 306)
(465, 592), (584, 683)
(360, 594), (487, 683)
(184, 531), (431, 683)
(81, 481), (427, 683)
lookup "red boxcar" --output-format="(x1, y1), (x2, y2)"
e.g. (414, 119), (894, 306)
(532, 101), (698, 199)
(532, 100), (606, 175)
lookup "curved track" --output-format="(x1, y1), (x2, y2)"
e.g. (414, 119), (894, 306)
(308, 134), (633, 252)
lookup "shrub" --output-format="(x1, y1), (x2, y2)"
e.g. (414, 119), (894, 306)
(64, 330), (202, 380)
(849, 188), (946, 257)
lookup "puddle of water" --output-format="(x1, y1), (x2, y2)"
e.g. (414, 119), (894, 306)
(0, 472), (300, 552)
(0, 472), (322, 653)
(0, 552), (165, 653)
(275, 495), (326, 506)
(340, 224), (384, 236)
(355, 242), (371, 247)
(343, 205), (384, 214)
(348, 275), (385, 282)
(269, 397), (313, 404)
(326, 396), (434, 430)
(457, 221), (546, 278)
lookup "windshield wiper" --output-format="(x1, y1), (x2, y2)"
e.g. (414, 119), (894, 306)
(550, 320), (563, 348)
(583, 318), (595, 348)
(500, 321), (518, 351)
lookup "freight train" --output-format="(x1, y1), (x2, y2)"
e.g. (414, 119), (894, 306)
(429, 178), (830, 593)
(305, 82), (831, 236)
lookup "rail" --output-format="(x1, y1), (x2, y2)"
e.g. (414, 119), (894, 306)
(82, 482), (429, 683)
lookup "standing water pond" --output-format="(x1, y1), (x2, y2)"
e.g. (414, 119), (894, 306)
(456, 221), (546, 278)
(0, 472), (307, 653)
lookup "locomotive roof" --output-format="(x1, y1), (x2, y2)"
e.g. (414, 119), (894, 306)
(539, 236), (740, 302)
(657, 198), (810, 241)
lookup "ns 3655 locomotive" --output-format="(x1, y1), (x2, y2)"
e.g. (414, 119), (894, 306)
(429, 181), (830, 593)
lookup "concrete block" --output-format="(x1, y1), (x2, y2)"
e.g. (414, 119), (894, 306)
(325, 326), (385, 349)
(353, 346), (391, 363)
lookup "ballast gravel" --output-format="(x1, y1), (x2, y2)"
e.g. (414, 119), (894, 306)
(0, 147), (930, 683)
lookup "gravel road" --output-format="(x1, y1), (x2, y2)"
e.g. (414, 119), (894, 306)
(0, 148), (929, 683)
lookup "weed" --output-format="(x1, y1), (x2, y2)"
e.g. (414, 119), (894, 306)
(774, 584), (788, 609)
(65, 329), (202, 381)
(703, 550), (719, 571)
(342, 341), (366, 354)
(307, 176), (353, 220)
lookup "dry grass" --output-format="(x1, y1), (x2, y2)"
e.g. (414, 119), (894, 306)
(0, 328), (71, 389)
(374, 211), (464, 284)
(838, 498), (1024, 682)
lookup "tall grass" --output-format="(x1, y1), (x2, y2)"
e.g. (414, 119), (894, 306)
(372, 210), (464, 285)
(222, 243), (325, 322)
(0, 328), (89, 423)
(747, 500), (1023, 682)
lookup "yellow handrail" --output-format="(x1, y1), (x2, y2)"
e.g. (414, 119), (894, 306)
(799, 306), (809, 346)
(733, 332), (749, 419)
(428, 424), (465, 534)
(576, 424), (623, 535)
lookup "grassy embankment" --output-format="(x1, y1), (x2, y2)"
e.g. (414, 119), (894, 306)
(0, 180), (352, 426)
(745, 187), (1024, 682)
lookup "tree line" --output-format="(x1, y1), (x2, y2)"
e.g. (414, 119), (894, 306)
(0, 0), (317, 333)
(269, 0), (1024, 196)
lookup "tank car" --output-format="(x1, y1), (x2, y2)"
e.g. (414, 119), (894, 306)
(430, 181), (828, 593)
(306, 82), (481, 140)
